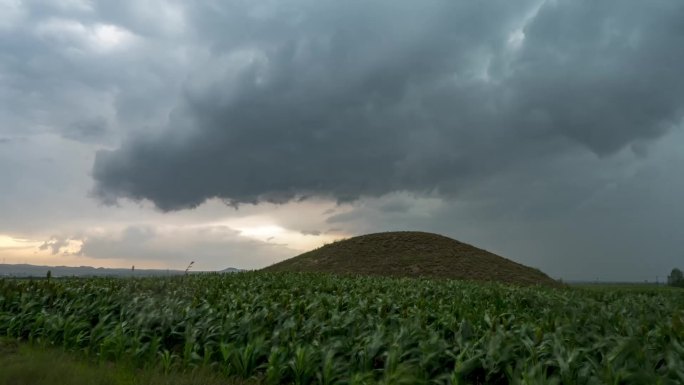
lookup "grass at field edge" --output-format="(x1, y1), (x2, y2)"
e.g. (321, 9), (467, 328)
(0, 338), (254, 385)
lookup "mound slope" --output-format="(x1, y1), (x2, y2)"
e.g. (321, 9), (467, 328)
(264, 231), (558, 286)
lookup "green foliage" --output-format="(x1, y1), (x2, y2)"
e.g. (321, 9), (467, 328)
(668, 268), (684, 287)
(1, 273), (683, 384)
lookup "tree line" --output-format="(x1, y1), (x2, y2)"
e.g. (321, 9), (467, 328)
(668, 268), (684, 287)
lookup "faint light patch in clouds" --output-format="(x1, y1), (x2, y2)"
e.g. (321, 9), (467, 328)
(179, 198), (351, 251)
(92, 24), (133, 50)
(505, 0), (544, 52)
(506, 29), (525, 50)
(13, 220), (301, 271)
(214, 215), (346, 252)
(0, 234), (83, 263)
(75, 224), (295, 270)
(0, 235), (40, 250)
(238, 224), (285, 239)
(35, 19), (136, 53)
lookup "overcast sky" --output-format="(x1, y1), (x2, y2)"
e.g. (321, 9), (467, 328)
(1, 0), (683, 281)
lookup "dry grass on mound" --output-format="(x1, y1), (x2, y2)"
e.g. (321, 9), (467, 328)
(264, 231), (560, 287)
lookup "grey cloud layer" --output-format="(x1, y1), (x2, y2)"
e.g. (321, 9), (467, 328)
(2, 0), (684, 280)
(0, 0), (188, 144)
(92, 0), (684, 210)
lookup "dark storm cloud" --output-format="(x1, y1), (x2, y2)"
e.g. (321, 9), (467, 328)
(509, 0), (684, 153)
(89, 0), (684, 211)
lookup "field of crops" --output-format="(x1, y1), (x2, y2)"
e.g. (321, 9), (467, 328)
(1, 273), (683, 385)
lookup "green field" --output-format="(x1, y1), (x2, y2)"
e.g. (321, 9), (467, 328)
(1, 273), (683, 384)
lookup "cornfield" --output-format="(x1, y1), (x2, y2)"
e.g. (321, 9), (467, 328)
(1, 272), (682, 384)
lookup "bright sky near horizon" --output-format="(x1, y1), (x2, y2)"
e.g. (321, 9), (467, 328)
(1, 0), (684, 280)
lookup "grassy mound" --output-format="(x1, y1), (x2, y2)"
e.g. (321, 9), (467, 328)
(264, 231), (558, 286)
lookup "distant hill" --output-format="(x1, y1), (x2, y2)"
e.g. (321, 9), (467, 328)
(264, 231), (559, 286)
(0, 264), (244, 278)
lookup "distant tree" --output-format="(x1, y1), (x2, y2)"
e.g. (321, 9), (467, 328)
(668, 268), (684, 287)
(46, 270), (52, 283)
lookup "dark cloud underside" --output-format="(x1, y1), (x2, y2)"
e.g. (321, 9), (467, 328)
(92, 0), (684, 211)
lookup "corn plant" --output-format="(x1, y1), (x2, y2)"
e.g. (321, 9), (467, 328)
(0, 273), (682, 384)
